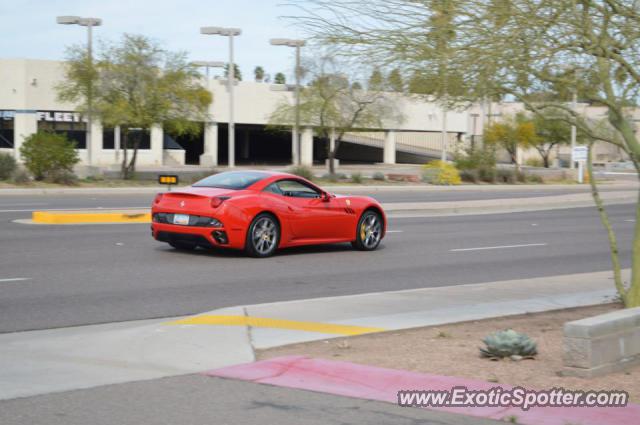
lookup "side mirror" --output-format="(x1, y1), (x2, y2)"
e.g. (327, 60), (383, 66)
(321, 191), (332, 202)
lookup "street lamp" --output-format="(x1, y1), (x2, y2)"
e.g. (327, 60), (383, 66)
(270, 38), (305, 165)
(57, 16), (102, 166)
(201, 26), (242, 167)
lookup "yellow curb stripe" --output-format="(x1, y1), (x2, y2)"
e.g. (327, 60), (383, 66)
(32, 211), (151, 224)
(167, 315), (385, 336)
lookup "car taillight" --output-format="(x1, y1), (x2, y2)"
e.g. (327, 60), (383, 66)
(154, 193), (163, 204)
(210, 196), (230, 208)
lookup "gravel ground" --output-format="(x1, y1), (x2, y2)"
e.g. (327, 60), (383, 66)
(259, 303), (640, 402)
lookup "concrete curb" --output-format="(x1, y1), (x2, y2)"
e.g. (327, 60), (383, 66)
(32, 210), (151, 224)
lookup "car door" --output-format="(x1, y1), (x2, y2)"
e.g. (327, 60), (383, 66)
(274, 179), (352, 240)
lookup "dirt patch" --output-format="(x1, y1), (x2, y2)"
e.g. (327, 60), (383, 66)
(258, 303), (640, 401)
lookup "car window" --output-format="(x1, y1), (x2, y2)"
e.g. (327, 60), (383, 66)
(264, 182), (283, 195)
(193, 171), (269, 189)
(276, 179), (321, 198)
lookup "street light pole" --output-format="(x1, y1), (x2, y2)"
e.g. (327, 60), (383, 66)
(200, 26), (242, 168)
(570, 87), (577, 170)
(270, 38), (306, 166)
(228, 34), (236, 168)
(57, 16), (102, 166)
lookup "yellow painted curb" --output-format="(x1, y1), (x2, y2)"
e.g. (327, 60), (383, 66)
(167, 315), (385, 336)
(32, 210), (151, 224)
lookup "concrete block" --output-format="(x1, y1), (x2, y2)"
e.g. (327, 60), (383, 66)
(563, 307), (640, 377)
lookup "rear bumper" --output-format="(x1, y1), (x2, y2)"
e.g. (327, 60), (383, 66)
(151, 222), (244, 249)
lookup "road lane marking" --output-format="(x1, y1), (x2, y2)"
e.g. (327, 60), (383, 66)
(386, 230), (403, 233)
(0, 278), (31, 283)
(168, 315), (385, 336)
(450, 243), (548, 252)
(626, 219), (635, 222)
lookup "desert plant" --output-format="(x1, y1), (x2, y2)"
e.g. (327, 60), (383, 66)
(480, 329), (538, 359)
(0, 152), (17, 180)
(350, 172), (363, 184)
(289, 165), (314, 181)
(454, 145), (497, 183)
(421, 160), (461, 185)
(372, 171), (385, 181)
(19, 132), (79, 181)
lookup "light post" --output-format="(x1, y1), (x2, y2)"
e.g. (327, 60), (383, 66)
(270, 38), (305, 165)
(200, 26), (241, 167)
(57, 16), (102, 166)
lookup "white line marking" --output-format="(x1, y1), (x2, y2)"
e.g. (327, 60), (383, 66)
(0, 203), (48, 207)
(0, 206), (148, 213)
(386, 230), (404, 233)
(0, 278), (31, 283)
(450, 243), (548, 252)
(625, 219), (635, 223)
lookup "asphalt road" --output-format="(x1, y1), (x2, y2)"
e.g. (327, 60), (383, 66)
(0, 185), (623, 212)
(0, 198), (634, 333)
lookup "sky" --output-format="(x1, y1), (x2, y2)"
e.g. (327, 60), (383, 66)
(0, 0), (305, 81)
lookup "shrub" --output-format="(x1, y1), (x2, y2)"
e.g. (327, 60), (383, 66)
(350, 172), (363, 184)
(372, 171), (385, 181)
(421, 160), (462, 185)
(454, 145), (497, 184)
(525, 157), (544, 167)
(289, 165), (314, 181)
(0, 153), (17, 180)
(496, 169), (520, 184)
(480, 329), (538, 359)
(526, 174), (544, 183)
(47, 169), (79, 186)
(19, 132), (79, 181)
(12, 168), (31, 184)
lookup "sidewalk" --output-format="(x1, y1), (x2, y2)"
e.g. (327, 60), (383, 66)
(0, 269), (625, 400)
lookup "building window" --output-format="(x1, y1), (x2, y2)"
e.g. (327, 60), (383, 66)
(103, 128), (115, 149)
(37, 111), (86, 149)
(0, 111), (14, 148)
(125, 128), (151, 150)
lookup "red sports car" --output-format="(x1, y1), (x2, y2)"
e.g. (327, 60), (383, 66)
(151, 170), (386, 257)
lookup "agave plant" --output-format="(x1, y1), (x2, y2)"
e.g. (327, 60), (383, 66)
(480, 329), (538, 359)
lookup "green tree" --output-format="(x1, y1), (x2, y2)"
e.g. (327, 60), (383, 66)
(531, 113), (573, 168)
(368, 68), (384, 90)
(269, 56), (401, 175)
(224, 63), (242, 81)
(274, 72), (286, 84)
(19, 132), (79, 181)
(387, 68), (404, 92)
(483, 113), (537, 172)
(57, 34), (211, 179)
(293, 0), (640, 306)
(351, 81), (363, 90)
(254, 66), (265, 82)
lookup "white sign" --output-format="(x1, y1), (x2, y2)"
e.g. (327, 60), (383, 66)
(37, 111), (83, 123)
(572, 145), (588, 162)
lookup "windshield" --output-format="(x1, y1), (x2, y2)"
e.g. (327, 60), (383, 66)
(192, 171), (269, 190)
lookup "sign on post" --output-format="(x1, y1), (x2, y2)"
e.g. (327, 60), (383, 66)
(572, 146), (588, 184)
(158, 174), (179, 191)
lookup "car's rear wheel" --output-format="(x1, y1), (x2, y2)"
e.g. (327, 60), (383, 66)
(245, 213), (280, 258)
(352, 210), (383, 251)
(169, 241), (197, 251)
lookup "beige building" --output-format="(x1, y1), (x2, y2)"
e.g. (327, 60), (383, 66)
(0, 58), (632, 169)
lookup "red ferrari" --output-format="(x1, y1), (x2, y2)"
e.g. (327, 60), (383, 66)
(151, 170), (386, 257)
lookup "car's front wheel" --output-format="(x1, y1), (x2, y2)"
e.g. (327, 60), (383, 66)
(245, 213), (280, 258)
(352, 210), (383, 251)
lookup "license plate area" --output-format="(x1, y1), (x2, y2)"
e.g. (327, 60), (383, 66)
(173, 214), (190, 226)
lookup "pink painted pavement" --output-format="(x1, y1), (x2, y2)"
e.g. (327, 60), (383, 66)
(205, 356), (640, 425)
